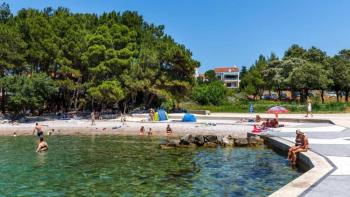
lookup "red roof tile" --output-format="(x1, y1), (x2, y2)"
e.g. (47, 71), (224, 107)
(214, 67), (239, 73)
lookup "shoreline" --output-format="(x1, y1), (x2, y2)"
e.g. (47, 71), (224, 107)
(1, 119), (250, 138)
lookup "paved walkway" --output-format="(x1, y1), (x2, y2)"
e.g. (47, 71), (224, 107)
(267, 123), (350, 196)
(173, 113), (350, 196)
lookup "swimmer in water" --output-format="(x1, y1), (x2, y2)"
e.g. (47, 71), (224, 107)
(139, 126), (145, 135)
(36, 137), (48, 152)
(166, 124), (172, 135)
(147, 128), (153, 135)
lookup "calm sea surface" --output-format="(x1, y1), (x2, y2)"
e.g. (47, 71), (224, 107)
(0, 135), (301, 196)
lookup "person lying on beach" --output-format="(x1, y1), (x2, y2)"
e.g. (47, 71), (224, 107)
(33, 123), (44, 137)
(148, 128), (153, 135)
(290, 132), (309, 166)
(139, 126), (145, 135)
(36, 137), (48, 152)
(288, 130), (302, 161)
(166, 124), (172, 135)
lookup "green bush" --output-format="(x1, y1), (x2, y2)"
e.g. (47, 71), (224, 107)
(192, 81), (227, 105)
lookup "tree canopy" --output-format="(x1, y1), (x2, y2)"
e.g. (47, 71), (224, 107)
(240, 45), (350, 103)
(0, 4), (199, 113)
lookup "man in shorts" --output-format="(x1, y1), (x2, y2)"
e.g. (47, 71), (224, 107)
(33, 123), (44, 137)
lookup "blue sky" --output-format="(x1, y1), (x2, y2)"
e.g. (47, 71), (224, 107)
(7, 0), (350, 72)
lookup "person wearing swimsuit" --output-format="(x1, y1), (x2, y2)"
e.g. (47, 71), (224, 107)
(33, 123), (44, 137)
(36, 137), (48, 152)
(166, 124), (172, 135)
(291, 132), (309, 166)
(288, 130), (302, 161)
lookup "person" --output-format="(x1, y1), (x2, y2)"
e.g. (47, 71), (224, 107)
(166, 124), (172, 135)
(271, 119), (279, 128)
(261, 119), (270, 129)
(305, 100), (313, 117)
(291, 132), (309, 166)
(36, 137), (48, 152)
(255, 115), (261, 123)
(149, 109), (155, 121)
(13, 131), (16, 137)
(139, 126), (145, 135)
(33, 123), (44, 137)
(288, 130), (302, 161)
(91, 111), (96, 125)
(147, 128), (153, 135)
(121, 115), (127, 125)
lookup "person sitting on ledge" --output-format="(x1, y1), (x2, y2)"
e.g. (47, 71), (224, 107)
(288, 129), (302, 161)
(291, 131), (309, 166)
(139, 126), (145, 135)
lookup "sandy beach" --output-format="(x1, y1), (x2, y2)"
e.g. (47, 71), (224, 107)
(0, 116), (254, 138)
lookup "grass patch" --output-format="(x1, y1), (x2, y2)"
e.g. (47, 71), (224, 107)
(183, 101), (350, 113)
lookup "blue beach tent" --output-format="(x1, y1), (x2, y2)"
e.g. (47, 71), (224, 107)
(157, 109), (168, 121)
(182, 113), (197, 122)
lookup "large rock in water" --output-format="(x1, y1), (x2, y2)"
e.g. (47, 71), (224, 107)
(160, 139), (179, 149)
(248, 136), (264, 147)
(203, 142), (217, 148)
(221, 135), (235, 146)
(180, 134), (194, 145)
(194, 135), (205, 146)
(204, 135), (218, 143)
(234, 138), (249, 146)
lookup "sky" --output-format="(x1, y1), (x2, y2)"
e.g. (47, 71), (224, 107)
(6, 0), (350, 72)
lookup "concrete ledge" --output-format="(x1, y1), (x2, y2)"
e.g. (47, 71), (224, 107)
(262, 136), (334, 197)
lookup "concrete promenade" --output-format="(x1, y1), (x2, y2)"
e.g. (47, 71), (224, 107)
(185, 113), (350, 196)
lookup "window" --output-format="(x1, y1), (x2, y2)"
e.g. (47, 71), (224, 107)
(224, 75), (238, 80)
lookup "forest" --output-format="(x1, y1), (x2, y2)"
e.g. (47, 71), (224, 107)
(0, 3), (199, 114)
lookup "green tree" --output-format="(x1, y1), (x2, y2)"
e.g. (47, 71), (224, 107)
(288, 62), (332, 102)
(204, 70), (217, 82)
(192, 81), (226, 105)
(1, 73), (57, 114)
(87, 80), (125, 109)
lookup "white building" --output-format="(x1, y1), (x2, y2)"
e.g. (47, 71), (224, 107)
(214, 66), (240, 88)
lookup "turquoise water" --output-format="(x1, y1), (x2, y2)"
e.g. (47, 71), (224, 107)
(0, 136), (301, 196)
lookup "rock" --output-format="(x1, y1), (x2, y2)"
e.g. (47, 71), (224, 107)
(160, 139), (179, 149)
(194, 135), (205, 146)
(178, 143), (197, 148)
(248, 136), (264, 147)
(180, 134), (194, 145)
(204, 135), (218, 143)
(222, 135), (235, 146)
(203, 142), (217, 148)
(234, 138), (249, 146)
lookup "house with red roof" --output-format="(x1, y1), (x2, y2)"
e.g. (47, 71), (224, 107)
(214, 66), (240, 88)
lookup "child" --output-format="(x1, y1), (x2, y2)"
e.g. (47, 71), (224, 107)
(139, 126), (145, 135)
(166, 124), (172, 135)
(147, 128), (153, 135)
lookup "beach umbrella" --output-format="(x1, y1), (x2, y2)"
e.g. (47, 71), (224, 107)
(267, 106), (288, 118)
